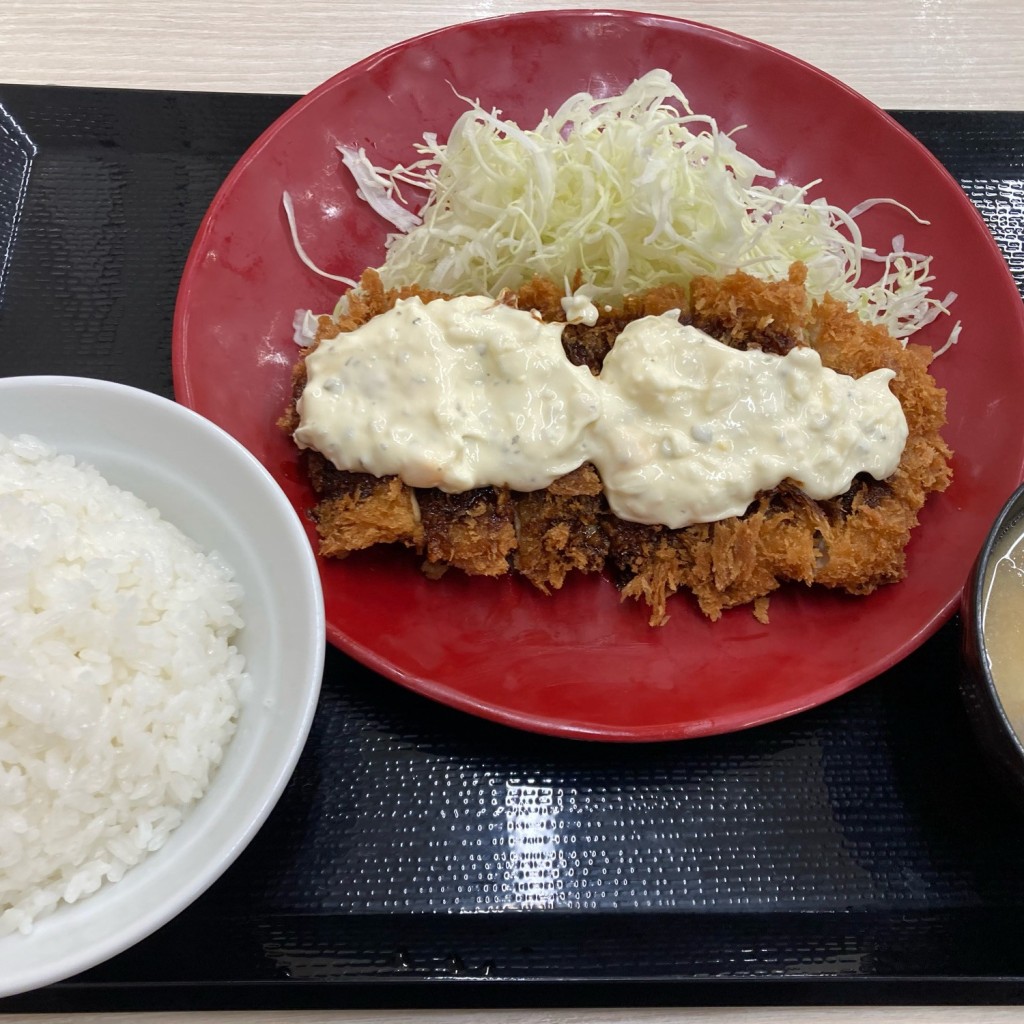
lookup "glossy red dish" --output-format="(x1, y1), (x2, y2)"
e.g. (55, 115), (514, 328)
(173, 10), (1024, 741)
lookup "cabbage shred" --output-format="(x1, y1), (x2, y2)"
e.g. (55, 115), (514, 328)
(345, 69), (957, 346)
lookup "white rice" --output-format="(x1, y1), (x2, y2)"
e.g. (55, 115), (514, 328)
(0, 432), (246, 936)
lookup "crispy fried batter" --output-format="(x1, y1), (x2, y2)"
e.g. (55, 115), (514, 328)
(515, 463), (608, 591)
(280, 266), (951, 625)
(308, 463), (423, 558)
(690, 263), (810, 354)
(606, 270), (951, 622)
(417, 486), (517, 577)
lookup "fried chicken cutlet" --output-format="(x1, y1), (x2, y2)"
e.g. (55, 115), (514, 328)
(279, 265), (951, 625)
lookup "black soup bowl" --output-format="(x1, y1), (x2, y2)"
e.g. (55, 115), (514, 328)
(961, 481), (1024, 803)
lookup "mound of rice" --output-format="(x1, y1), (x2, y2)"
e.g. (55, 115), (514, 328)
(0, 432), (246, 936)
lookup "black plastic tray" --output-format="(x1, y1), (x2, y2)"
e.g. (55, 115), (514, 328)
(1, 84), (1023, 1012)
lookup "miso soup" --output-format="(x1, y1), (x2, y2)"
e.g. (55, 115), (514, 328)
(982, 520), (1024, 729)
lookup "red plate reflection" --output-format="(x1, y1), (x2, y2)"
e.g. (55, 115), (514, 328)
(173, 10), (1024, 741)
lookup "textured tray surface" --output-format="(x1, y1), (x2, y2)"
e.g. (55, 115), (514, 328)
(0, 85), (1023, 1011)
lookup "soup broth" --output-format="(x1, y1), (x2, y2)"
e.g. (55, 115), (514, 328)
(982, 519), (1024, 729)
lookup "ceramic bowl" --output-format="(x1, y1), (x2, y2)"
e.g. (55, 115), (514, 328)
(0, 375), (325, 996)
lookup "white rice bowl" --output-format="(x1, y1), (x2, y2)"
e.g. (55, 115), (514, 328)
(0, 376), (324, 997)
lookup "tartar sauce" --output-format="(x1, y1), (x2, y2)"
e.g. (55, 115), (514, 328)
(296, 297), (908, 527)
(295, 295), (601, 491)
(589, 313), (907, 527)
(560, 289), (600, 326)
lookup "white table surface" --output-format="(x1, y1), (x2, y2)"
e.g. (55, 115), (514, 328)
(0, 1), (1022, 1022)
(0, 0), (1021, 110)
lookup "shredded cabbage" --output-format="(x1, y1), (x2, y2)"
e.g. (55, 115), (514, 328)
(337, 145), (423, 233)
(282, 191), (358, 289)
(342, 69), (957, 347)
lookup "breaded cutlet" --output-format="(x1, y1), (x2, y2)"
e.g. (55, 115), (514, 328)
(279, 265), (951, 624)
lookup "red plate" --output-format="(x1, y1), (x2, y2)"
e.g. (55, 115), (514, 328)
(173, 10), (1024, 741)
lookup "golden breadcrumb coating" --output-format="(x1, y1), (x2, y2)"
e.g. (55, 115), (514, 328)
(280, 264), (951, 625)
